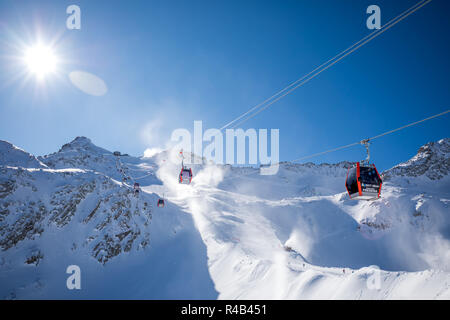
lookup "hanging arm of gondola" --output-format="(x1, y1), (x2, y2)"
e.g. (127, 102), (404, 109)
(360, 139), (371, 165)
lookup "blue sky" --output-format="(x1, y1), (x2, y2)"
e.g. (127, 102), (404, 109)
(0, 0), (448, 171)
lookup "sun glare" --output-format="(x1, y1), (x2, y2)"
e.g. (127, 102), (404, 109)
(24, 44), (58, 79)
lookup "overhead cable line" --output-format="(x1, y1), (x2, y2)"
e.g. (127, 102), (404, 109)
(220, 0), (433, 130)
(218, 109), (449, 182)
(290, 109), (449, 163)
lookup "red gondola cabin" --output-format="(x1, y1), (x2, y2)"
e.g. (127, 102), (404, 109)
(179, 167), (193, 184)
(345, 162), (382, 200)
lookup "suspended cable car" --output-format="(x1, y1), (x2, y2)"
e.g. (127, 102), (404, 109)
(345, 140), (382, 200)
(345, 162), (382, 200)
(179, 166), (193, 184)
(178, 150), (193, 184)
(133, 182), (140, 196)
(157, 198), (165, 208)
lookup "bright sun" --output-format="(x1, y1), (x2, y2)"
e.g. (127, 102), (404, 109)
(24, 45), (58, 79)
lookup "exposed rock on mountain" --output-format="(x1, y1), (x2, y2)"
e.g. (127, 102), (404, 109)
(0, 137), (449, 299)
(383, 138), (450, 180)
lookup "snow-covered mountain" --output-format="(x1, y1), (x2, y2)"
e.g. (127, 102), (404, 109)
(0, 140), (46, 168)
(383, 138), (450, 181)
(0, 137), (449, 299)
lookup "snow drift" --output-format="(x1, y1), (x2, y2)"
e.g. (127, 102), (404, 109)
(0, 137), (449, 299)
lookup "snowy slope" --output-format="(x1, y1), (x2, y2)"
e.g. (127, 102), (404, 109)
(0, 140), (46, 168)
(0, 138), (216, 299)
(0, 137), (449, 299)
(148, 140), (450, 299)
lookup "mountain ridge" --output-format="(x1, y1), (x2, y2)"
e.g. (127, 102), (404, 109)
(0, 136), (449, 299)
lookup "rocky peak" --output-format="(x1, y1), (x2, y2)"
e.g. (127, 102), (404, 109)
(60, 136), (92, 150)
(58, 136), (106, 154)
(39, 136), (113, 170)
(383, 138), (450, 180)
